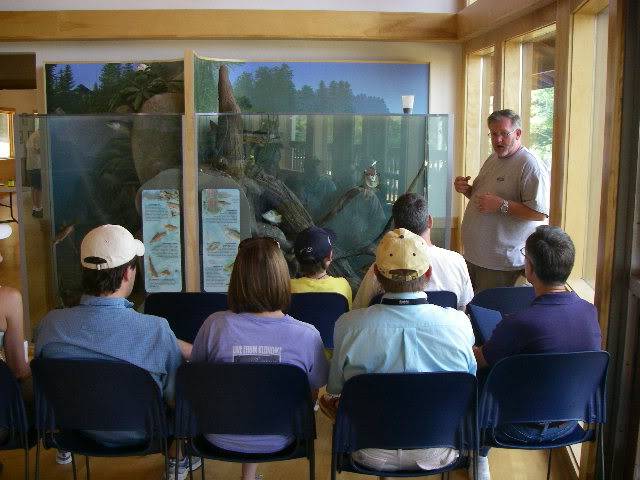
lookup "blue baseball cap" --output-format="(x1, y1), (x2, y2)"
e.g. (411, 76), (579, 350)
(294, 226), (335, 264)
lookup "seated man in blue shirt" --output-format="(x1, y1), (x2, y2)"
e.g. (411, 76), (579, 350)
(324, 228), (476, 476)
(36, 224), (193, 478)
(473, 226), (602, 480)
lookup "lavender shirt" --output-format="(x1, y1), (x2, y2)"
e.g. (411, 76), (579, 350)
(191, 310), (329, 453)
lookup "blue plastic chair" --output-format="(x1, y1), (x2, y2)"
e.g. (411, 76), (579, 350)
(0, 360), (36, 480)
(144, 292), (228, 343)
(31, 358), (171, 480)
(289, 293), (349, 349)
(332, 372), (478, 479)
(468, 286), (535, 315)
(479, 351), (609, 479)
(369, 290), (458, 309)
(467, 286), (535, 344)
(175, 362), (316, 480)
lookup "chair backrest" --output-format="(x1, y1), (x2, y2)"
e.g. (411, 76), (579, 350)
(144, 292), (228, 343)
(288, 293), (349, 349)
(31, 358), (167, 437)
(333, 372), (477, 453)
(0, 360), (29, 448)
(369, 290), (458, 309)
(479, 351), (609, 428)
(469, 286), (535, 316)
(175, 362), (315, 440)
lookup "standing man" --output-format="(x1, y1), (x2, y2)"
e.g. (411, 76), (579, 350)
(454, 109), (549, 292)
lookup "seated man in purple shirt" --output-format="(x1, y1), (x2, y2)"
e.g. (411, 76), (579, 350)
(472, 226), (602, 480)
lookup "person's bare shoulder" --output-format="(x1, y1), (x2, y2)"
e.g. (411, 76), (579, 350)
(0, 286), (22, 306)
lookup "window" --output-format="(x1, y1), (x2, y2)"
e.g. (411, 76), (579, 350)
(0, 109), (15, 160)
(504, 27), (556, 172)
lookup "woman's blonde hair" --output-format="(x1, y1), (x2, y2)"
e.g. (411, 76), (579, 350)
(228, 237), (291, 313)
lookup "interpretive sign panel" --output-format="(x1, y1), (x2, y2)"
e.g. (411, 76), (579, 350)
(141, 189), (183, 292)
(201, 188), (240, 292)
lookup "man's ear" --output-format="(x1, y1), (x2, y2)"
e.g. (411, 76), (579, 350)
(427, 214), (433, 230)
(423, 266), (433, 281)
(123, 264), (136, 282)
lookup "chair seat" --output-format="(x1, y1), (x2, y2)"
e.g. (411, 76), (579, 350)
(485, 424), (594, 450)
(42, 430), (162, 457)
(337, 451), (470, 478)
(187, 435), (309, 463)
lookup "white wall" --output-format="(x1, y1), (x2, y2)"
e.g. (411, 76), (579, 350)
(1, 0), (461, 13)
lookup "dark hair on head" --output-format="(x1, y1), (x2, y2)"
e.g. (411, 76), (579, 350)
(299, 259), (330, 277)
(374, 268), (428, 294)
(487, 109), (522, 129)
(228, 238), (291, 314)
(82, 257), (138, 296)
(392, 193), (429, 236)
(525, 226), (575, 285)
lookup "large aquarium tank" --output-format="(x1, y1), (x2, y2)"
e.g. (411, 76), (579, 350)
(15, 111), (450, 330)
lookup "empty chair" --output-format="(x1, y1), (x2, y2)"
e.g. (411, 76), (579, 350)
(175, 362), (316, 480)
(31, 358), (170, 480)
(467, 286), (535, 343)
(0, 360), (35, 480)
(479, 351), (609, 479)
(289, 292), (349, 349)
(468, 286), (535, 316)
(369, 290), (458, 309)
(144, 292), (228, 343)
(332, 372), (478, 479)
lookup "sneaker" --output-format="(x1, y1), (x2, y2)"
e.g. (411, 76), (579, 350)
(56, 450), (72, 465)
(468, 454), (491, 480)
(163, 456), (202, 480)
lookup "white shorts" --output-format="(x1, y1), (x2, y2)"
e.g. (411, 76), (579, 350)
(352, 447), (459, 471)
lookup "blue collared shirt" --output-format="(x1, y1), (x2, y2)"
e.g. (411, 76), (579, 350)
(35, 295), (183, 399)
(327, 291), (477, 395)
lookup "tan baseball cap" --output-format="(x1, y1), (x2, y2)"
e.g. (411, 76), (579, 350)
(375, 228), (430, 281)
(81, 224), (144, 270)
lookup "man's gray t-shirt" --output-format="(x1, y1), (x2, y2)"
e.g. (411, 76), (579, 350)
(461, 146), (549, 271)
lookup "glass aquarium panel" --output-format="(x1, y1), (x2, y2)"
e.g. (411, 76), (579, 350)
(196, 112), (451, 292)
(16, 114), (184, 329)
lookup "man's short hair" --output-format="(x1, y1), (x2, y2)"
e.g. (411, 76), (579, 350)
(487, 109), (522, 130)
(228, 237), (291, 314)
(392, 193), (429, 235)
(375, 270), (428, 294)
(525, 226), (575, 285)
(82, 257), (138, 296)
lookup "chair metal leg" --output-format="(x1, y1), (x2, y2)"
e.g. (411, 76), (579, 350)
(187, 452), (193, 480)
(201, 457), (205, 480)
(330, 452), (337, 480)
(175, 441), (181, 480)
(599, 426), (605, 480)
(71, 453), (78, 480)
(35, 440), (40, 480)
(24, 447), (29, 480)
(85, 456), (90, 480)
(546, 449), (553, 480)
(163, 438), (170, 480)
(309, 440), (316, 480)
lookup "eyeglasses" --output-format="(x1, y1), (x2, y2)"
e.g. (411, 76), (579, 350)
(488, 128), (517, 139)
(238, 236), (280, 249)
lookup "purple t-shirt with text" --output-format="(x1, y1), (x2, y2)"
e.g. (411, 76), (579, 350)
(482, 291), (601, 366)
(191, 310), (329, 453)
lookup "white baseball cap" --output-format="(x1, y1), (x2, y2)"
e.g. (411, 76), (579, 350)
(0, 224), (12, 240)
(375, 228), (431, 281)
(81, 224), (144, 270)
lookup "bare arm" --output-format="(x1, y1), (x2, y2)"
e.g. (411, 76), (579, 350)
(475, 193), (547, 221)
(1, 287), (30, 379)
(177, 339), (193, 361)
(473, 345), (489, 370)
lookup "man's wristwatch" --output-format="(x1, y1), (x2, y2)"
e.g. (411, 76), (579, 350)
(499, 199), (509, 214)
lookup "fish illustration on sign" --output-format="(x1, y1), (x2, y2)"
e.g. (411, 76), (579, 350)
(147, 256), (159, 277)
(207, 241), (221, 253)
(206, 190), (231, 214)
(164, 224), (177, 232)
(151, 231), (167, 243)
(224, 227), (241, 242)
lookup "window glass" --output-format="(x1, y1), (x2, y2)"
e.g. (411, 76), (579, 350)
(0, 112), (12, 159)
